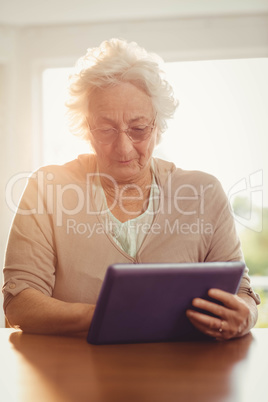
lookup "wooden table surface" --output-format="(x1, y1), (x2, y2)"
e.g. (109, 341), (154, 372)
(0, 328), (267, 402)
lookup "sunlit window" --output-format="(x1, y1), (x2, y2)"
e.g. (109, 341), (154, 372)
(42, 59), (268, 326)
(42, 68), (87, 165)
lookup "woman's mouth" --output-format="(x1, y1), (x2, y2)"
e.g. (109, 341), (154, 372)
(118, 160), (132, 164)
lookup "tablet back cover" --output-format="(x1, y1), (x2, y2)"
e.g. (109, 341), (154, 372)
(87, 262), (245, 345)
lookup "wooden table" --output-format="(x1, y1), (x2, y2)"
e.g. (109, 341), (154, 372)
(0, 328), (267, 402)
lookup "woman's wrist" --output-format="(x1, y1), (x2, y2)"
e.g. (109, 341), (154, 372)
(237, 293), (258, 334)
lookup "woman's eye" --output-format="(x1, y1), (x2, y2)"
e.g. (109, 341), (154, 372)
(101, 128), (116, 134)
(132, 126), (146, 132)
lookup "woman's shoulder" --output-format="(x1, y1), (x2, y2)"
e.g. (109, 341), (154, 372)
(153, 157), (221, 188)
(32, 154), (97, 184)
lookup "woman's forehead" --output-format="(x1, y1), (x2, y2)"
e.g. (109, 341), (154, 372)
(88, 83), (154, 116)
(91, 114), (153, 125)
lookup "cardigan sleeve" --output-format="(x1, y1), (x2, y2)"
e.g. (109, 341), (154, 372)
(204, 177), (260, 305)
(2, 170), (57, 312)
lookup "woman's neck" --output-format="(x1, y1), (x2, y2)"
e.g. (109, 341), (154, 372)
(100, 168), (153, 222)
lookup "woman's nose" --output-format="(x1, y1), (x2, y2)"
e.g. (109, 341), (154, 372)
(113, 130), (134, 154)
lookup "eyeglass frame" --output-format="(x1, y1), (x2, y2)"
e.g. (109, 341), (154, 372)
(85, 115), (157, 144)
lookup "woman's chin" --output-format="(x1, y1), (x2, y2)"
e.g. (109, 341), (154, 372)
(98, 159), (150, 184)
(113, 169), (140, 183)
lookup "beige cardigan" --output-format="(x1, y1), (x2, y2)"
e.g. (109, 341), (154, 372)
(2, 154), (260, 311)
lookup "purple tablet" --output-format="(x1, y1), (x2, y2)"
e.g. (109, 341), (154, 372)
(87, 262), (245, 345)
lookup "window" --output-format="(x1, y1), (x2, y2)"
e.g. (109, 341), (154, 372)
(42, 59), (268, 326)
(42, 68), (87, 165)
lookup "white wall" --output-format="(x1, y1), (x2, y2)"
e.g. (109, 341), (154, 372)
(1, 13), (268, 326)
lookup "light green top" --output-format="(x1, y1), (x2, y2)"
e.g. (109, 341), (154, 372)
(94, 164), (160, 257)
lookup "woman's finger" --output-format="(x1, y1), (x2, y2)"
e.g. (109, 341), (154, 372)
(186, 309), (221, 331)
(208, 289), (241, 310)
(191, 297), (227, 319)
(186, 309), (229, 339)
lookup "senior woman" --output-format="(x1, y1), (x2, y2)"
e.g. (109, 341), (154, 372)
(3, 39), (259, 339)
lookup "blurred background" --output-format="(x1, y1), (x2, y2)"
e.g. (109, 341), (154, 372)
(1, 0), (268, 327)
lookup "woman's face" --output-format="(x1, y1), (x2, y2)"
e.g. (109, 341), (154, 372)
(87, 82), (157, 183)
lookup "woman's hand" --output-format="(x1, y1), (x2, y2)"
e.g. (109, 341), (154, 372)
(186, 289), (256, 341)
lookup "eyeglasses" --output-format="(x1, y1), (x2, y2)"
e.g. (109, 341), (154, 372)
(86, 117), (156, 144)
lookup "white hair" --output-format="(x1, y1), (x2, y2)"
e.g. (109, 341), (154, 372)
(66, 38), (178, 144)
